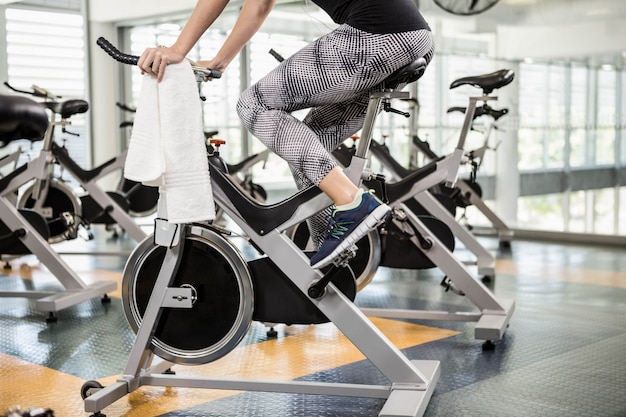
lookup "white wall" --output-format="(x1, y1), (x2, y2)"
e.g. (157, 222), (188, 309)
(89, 0), (197, 23)
(497, 18), (626, 61)
(88, 21), (121, 189)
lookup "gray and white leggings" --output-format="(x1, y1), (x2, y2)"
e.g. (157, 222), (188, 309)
(237, 25), (435, 246)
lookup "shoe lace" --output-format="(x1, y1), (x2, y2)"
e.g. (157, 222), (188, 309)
(323, 190), (375, 241)
(326, 217), (353, 240)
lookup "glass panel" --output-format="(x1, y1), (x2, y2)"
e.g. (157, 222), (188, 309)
(5, 8), (87, 174)
(620, 187), (626, 235)
(570, 65), (588, 128)
(568, 190), (586, 233)
(518, 193), (565, 231)
(546, 128), (565, 168)
(518, 63), (547, 171)
(593, 188), (615, 234)
(617, 70), (626, 164)
(519, 63), (546, 128)
(596, 68), (616, 165)
(569, 65), (588, 168)
(569, 128), (586, 167)
(518, 128), (544, 170)
(547, 65), (566, 128)
(416, 57), (437, 128)
(596, 127), (616, 165)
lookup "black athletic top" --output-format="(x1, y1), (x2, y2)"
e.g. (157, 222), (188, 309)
(312, 0), (430, 34)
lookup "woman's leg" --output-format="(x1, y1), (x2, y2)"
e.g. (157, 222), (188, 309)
(236, 26), (433, 188)
(236, 26), (434, 264)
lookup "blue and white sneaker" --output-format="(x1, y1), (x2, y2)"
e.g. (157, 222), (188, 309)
(310, 191), (391, 269)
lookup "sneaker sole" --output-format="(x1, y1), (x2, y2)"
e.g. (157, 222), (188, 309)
(310, 204), (391, 269)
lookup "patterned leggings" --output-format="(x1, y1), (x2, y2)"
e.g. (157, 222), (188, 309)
(237, 25), (435, 246)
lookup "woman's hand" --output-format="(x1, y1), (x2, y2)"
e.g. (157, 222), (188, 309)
(196, 59), (227, 81)
(137, 46), (186, 82)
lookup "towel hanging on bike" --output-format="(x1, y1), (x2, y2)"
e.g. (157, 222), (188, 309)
(125, 60), (215, 223)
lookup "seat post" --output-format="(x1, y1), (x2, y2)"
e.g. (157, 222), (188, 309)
(456, 94), (497, 151)
(344, 89), (410, 186)
(356, 90), (411, 159)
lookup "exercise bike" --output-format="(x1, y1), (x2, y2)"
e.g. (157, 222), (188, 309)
(0, 93), (116, 319)
(4, 82), (147, 243)
(341, 76), (512, 278)
(82, 37), (441, 417)
(412, 100), (514, 249)
(293, 70), (516, 344)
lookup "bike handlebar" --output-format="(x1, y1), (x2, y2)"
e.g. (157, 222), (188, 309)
(96, 37), (222, 80)
(447, 104), (509, 121)
(4, 81), (60, 100)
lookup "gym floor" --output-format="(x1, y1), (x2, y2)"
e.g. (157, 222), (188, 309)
(0, 225), (625, 417)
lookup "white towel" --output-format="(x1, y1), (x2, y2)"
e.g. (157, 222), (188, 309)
(125, 61), (215, 224)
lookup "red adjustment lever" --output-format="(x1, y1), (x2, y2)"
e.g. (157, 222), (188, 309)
(210, 138), (226, 146)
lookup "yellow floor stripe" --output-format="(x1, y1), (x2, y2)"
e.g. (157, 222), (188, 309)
(496, 259), (626, 289)
(97, 319), (456, 416)
(0, 353), (88, 416)
(1, 319), (457, 416)
(2, 257), (458, 416)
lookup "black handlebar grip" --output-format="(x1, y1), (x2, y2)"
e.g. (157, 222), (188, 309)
(269, 48), (285, 63)
(447, 106), (466, 114)
(96, 37), (222, 79)
(97, 37), (138, 65)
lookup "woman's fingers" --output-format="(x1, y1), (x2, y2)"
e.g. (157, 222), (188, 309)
(137, 48), (171, 81)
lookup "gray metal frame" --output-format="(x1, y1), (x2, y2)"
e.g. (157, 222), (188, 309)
(363, 94), (515, 341)
(0, 151), (116, 313)
(83, 89), (441, 417)
(412, 114), (514, 246)
(69, 147), (147, 242)
(0, 107), (152, 313)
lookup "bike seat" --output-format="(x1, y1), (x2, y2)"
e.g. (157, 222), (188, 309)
(383, 57), (428, 88)
(43, 99), (89, 119)
(450, 69), (515, 94)
(0, 94), (49, 146)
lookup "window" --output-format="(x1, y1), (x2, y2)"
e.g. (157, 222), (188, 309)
(596, 68), (616, 165)
(569, 65), (588, 167)
(4, 7), (87, 174)
(518, 63), (546, 171)
(617, 69), (626, 164)
(123, 13), (626, 237)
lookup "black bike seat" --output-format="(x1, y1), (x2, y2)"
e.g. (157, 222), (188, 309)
(383, 57), (428, 88)
(450, 69), (515, 94)
(0, 94), (49, 146)
(44, 99), (89, 119)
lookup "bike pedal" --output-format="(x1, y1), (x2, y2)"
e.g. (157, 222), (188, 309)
(440, 276), (465, 296)
(331, 244), (358, 268)
(60, 212), (79, 240)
